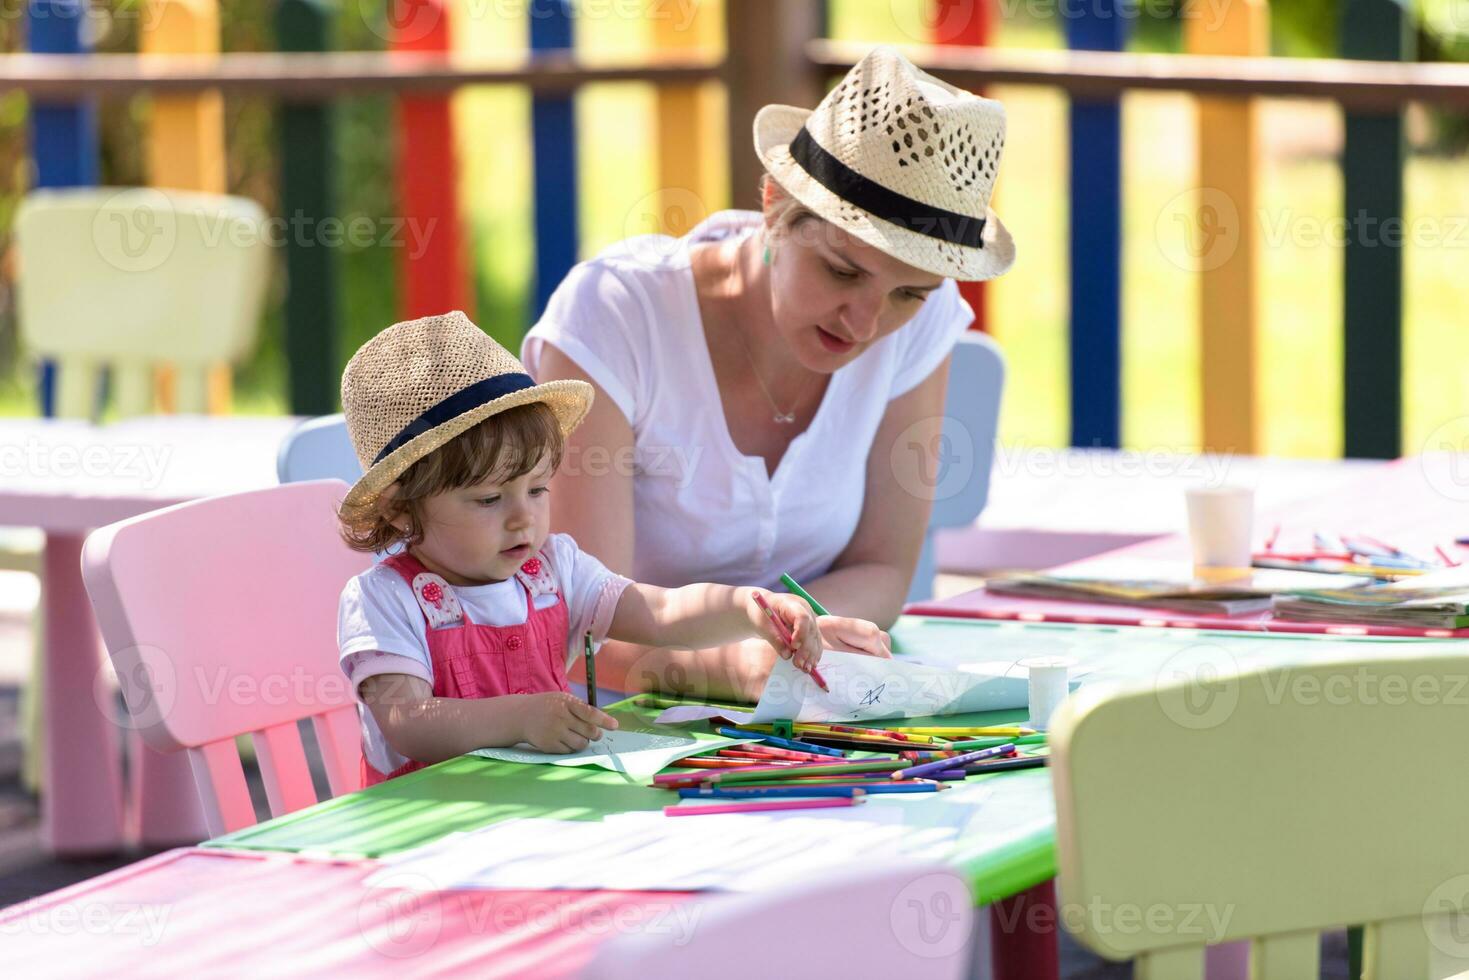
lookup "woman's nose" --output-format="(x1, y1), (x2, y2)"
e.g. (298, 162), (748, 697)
(839, 294), (883, 341)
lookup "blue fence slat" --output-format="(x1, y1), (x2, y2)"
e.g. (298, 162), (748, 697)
(27, 0), (99, 417)
(529, 0), (579, 319)
(1065, 5), (1127, 449)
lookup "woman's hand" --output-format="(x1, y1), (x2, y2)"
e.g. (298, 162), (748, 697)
(816, 616), (893, 659)
(514, 692), (619, 754)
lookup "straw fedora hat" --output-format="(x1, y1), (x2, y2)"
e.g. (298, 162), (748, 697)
(340, 310), (592, 510)
(755, 45), (1015, 282)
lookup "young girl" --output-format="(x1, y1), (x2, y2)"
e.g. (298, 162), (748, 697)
(336, 311), (892, 784)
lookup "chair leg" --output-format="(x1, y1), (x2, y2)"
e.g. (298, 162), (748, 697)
(135, 737), (211, 846)
(40, 532), (125, 854)
(19, 612), (44, 795)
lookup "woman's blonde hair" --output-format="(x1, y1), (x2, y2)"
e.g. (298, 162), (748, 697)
(337, 401), (564, 554)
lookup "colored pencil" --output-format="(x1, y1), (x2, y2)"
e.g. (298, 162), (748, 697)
(652, 756), (904, 786)
(582, 632), (597, 709)
(779, 573), (831, 616)
(752, 591), (830, 693)
(678, 782), (943, 799)
(961, 755), (1050, 774)
(715, 727), (846, 757)
(678, 786), (865, 799)
(888, 726), (1035, 737)
(943, 734), (1049, 751)
(894, 744), (1016, 780)
(665, 797), (863, 817)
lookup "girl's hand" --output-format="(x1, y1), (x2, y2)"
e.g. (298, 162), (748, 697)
(516, 692), (619, 753)
(748, 590), (824, 674)
(816, 616), (892, 659)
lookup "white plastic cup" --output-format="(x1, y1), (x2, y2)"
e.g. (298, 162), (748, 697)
(1185, 486), (1254, 577)
(1019, 657), (1073, 731)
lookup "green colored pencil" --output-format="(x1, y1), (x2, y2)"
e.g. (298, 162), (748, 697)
(779, 571), (907, 655)
(780, 573), (830, 616)
(945, 733), (1049, 751)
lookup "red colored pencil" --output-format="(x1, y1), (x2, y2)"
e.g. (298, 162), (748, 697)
(752, 592), (830, 693)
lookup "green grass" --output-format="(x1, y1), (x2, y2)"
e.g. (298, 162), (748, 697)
(6, 0), (1466, 463)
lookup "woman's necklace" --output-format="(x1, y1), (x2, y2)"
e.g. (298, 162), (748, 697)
(731, 325), (810, 424)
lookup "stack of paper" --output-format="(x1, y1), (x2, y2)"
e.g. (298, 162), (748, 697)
(986, 558), (1369, 616)
(1274, 567), (1469, 628)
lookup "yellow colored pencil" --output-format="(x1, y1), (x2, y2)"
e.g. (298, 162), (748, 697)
(889, 726), (1036, 737)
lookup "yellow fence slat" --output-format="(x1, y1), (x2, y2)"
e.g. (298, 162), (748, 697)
(142, 0), (231, 413)
(1185, 0), (1268, 453)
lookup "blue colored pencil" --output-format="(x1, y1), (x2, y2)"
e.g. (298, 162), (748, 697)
(678, 786), (861, 800)
(716, 726), (846, 758)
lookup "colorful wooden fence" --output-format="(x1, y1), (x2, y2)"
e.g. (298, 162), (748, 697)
(6, 0), (1457, 458)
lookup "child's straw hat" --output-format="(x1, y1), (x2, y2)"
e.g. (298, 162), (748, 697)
(340, 311), (592, 509)
(755, 45), (1015, 281)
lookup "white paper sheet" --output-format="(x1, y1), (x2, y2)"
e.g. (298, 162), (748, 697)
(650, 704), (756, 726)
(366, 802), (969, 892)
(750, 649), (1036, 723)
(468, 711), (750, 780)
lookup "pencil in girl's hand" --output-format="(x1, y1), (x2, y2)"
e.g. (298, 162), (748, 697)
(751, 591), (829, 692)
(583, 632), (597, 709)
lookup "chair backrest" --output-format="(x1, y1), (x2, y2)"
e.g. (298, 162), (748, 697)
(81, 480), (373, 837)
(909, 331), (1005, 602)
(277, 413), (362, 484)
(1050, 649), (1469, 979)
(15, 186), (272, 419)
(578, 861), (975, 980)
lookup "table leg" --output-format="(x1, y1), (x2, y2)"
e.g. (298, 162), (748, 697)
(41, 532), (126, 855)
(989, 880), (1060, 980)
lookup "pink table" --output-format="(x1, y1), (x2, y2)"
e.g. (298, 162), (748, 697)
(937, 450), (1383, 573)
(0, 416), (299, 854)
(916, 454), (1469, 633)
(0, 847), (704, 977)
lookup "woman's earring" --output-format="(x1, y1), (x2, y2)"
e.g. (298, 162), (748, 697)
(762, 246), (772, 266)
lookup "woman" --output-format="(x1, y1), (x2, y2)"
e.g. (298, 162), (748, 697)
(522, 46), (1015, 702)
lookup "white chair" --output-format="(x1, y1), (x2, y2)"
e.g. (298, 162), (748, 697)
(908, 331), (1005, 602)
(15, 186), (271, 418)
(579, 861), (976, 979)
(1050, 649), (1469, 979)
(276, 413), (361, 485)
(13, 185), (272, 809)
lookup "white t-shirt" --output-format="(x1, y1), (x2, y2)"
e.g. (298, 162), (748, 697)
(337, 532), (630, 775)
(522, 209), (974, 590)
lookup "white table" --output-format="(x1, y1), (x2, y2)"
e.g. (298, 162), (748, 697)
(0, 415), (299, 854)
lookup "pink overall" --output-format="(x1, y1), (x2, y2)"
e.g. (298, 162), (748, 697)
(362, 550), (571, 786)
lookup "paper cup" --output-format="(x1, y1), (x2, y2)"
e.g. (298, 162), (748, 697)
(1018, 657), (1073, 731)
(1185, 486), (1254, 576)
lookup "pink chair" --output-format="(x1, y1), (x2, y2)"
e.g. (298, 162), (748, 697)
(578, 861), (977, 980)
(81, 479), (372, 835)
